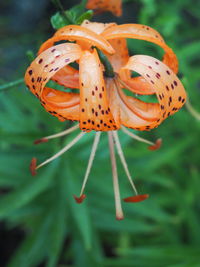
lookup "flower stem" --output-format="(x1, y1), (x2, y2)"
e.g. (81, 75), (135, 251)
(51, 0), (75, 24)
(0, 78), (24, 92)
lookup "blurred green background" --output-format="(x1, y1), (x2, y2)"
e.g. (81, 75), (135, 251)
(0, 0), (200, 266)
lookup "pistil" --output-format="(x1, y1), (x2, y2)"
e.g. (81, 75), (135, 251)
(108, 131), (124, 220)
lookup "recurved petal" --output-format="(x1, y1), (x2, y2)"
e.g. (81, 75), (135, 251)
(41, 87), (80, 121)
(79, 49), (117, 131)
(102, 24), (178, 73)
(107, 78), (159, 131)
(86, 0), (122, 16)
(106, 38), (130, 79)
(119, 76), (156, 95)
(51, 65), (79, 89)
(121, 55), (186, 130)
(38, 25), (115, 55)
(25, 43), (82, 98)
(81, 20), (116, 35)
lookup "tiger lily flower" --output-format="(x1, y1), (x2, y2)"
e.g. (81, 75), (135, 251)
(25, 20), (186, 220)
(86, 0), (122, 16)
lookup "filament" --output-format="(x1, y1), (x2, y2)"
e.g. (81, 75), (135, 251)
(79, 132), (101, 196)
(121, 126), (154, 146)
(108, 132), (124, 220)
(112, 131), (138, 195)
(41, 124), (79, 141)
(36, 132), (85, 169)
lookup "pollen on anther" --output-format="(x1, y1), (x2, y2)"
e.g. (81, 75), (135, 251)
(30, 157), (37, 176)
(74, 194), (86, 204)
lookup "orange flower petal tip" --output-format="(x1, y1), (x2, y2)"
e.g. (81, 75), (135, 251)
(148, 138), (162, 151)
(123, 194), (149, 203)
(30, 157), (37, 176)
(74, 194), (86, 204)
(34, 138), (48, 145)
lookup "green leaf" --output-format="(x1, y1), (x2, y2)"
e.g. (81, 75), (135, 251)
(76, 10), (93, 25)
(8, 213), (53, 267)
(50, 11), (71, 30)
(46, 161), (68, 267)
(0, 162), (59, 219)
(65, 161), (93, 251)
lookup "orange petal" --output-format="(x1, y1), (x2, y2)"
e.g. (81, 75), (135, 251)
(51, 65), (79, 89)
(79, 49), (117, 131)
(25, 43), (82, 98)
(117, 86), (160, 122)
(121, 55), (187, 130)
(124, 55), (187, 115)
(120, 76), (156, 95)
(123, 194), (149, 202)
(106, 38), (130, 79)
(41, 87), (80, 121)
(103, 24), (178, 73)
(81, 20), (116, 35)
(107, 78), (158, 130)
(38, 25), (115, 55)
(106, 78), (121, 128)
(86, 0), (122, 16)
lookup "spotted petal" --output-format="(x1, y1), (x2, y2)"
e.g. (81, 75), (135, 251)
(107, 78), (161, 131)
(86, 0), (122, 16)
(25, 43), (82, 121)
(120, 55), (186, 130)
(38, 25), (115, 55)
(102, 24), (178, 73)
(41, 87), (80, 121)
(79, 49), (117, 131)
(51, 65), (79, 89)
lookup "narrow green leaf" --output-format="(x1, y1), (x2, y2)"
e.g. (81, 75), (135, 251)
(0, 162), (58, 219)
(8, 213), (53, 267)
(65, 161), (93, 250)
(76, 10), (93, 24)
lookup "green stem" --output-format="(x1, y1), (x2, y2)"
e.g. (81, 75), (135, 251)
(95, 48), (115, 78)
(0, 78), (24, 92)
(52, 0), (75, 24)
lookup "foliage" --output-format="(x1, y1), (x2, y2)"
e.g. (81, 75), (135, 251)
(0, 0), (200, 266)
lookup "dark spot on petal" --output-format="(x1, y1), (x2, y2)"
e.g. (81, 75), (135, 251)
(28, 70), (33, 75)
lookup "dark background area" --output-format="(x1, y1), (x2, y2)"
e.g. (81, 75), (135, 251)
(0, 0), (200, 266)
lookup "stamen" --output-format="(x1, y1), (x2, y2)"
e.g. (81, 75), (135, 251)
(79, 132), (101, 196)
(112, 131), (138, 195)
(30, 157), (37, 176)
(123, 194), (149, 203)
(148, 138), (162, 151)
(108, 132), (124, 220)
(121, 126), (155, 146)
(74, 194), (86, 204)
(34, 124), (79, 144)
(36, 132), (85, 170)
